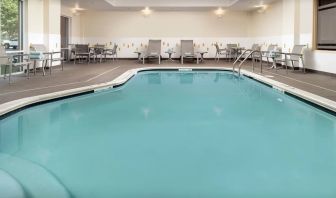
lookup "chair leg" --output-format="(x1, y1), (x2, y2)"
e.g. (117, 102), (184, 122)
(50, 60), (52, 75)
(181, 57), (183, 64)
(34, 61), (36, 75)
(285, 55), (288, 74)
(142, 57), (145, 64)
(4, 65), (8, 79)
(301, 57), (305, 73)
(159, 56), (161, 65)
(27, 63), (30, 79)
(42, 60), (46, 76)
(62, 60), (64, 71)
(9, 65), (12, 83)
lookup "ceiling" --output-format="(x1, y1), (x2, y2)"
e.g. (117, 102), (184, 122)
(62, 0), (278, 11)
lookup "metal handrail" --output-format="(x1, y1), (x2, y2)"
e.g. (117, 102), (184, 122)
(232, 49), (263, 76)
(232, 49), (252, 71)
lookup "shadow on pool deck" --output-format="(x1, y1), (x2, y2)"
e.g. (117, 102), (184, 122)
(0, 59), (335, 104)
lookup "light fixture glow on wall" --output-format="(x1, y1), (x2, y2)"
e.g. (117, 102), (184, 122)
(71, 3), (86, 16)
(214, 7), (225, 18)
(254, 4), (268, 13)
(141, 7), (152, 17)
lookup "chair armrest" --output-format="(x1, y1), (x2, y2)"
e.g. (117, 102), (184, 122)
(285, 52), (303, 57)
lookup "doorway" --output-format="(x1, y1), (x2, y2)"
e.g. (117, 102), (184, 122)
(60, 16), (70, 61)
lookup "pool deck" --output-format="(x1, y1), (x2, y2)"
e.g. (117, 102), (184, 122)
(0, 59), (336, 105)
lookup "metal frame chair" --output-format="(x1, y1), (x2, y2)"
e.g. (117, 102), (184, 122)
(30, 44), (65, 75)
(73, 44), (92, 64)
(226, 44), (239, 62)
(1, 46), (31, 83)
(261, 44), (278, 66)
(181, 40), (199, 64)
(214, 43), (227, 62)
(104, 44), (118, 62)
(142, 40), (161, 64)
(274, 45), (306, 73)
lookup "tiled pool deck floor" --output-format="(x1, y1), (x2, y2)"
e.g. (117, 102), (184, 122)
(0, 59), (335, 104)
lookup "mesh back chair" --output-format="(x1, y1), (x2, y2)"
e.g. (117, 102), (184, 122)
(104, 44), (118, 62)
(93, 44), (106, 63)
(31, 44), (64, 75)
(74, 44), (91, 64)
(181, 40), (198, 64)
(214, 43), (227, 62)
(142, 40), (161, 64)
(261, 44), (278, 66)
(226, 44), (238, 61)
(0, 46), (11, 80)
(30, 44), (48, 75)
(250, 44), (261, 62)
(274, 45), (306, 73)
(1, 46), (31, 83)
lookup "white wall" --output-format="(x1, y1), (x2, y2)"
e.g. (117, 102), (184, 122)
(26, 0), (61, 66)
(249, 0), (336, 73)
(60, 6), (82, 44)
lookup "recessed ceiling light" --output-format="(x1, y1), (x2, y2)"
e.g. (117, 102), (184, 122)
(214, 7), (226, 18)
(141, 7), (152, 17)
(254, 4), (268, 13)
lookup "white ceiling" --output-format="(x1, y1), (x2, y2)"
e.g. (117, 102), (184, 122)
(62, 0), (278, 11)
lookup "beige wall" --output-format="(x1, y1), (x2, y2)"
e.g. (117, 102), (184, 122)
(76, 10), (252, 58)
(80, 11), (249, 38)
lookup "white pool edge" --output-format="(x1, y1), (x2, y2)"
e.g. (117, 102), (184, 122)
(0, 67), (335, 117)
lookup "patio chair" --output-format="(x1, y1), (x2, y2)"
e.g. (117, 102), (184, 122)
(250, 44), (261, 61)
(142, 40), (161, 64)
(181, 40), (198, 64)
(104, 44), (118, 62)
(73, 44), (91, 64)
(92, 44), (106, 63)
(214, 43), (227, 62)
(261, 44), (278, 66)
(274, 45), (306, 73)
(30, 44), (64, 75)
(226, 44), (239, 61)
(1, 46), (31, 83)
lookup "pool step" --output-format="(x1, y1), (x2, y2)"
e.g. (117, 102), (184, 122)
(0, 154), (72, 198)
(0, 170), (26, 198)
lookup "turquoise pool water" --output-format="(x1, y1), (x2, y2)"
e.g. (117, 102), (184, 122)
(0, 71), (336, 198)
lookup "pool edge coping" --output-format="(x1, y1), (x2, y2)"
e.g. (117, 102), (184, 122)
(0, 67), (335, 117)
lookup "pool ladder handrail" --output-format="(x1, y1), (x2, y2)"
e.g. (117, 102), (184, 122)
(232, 49), (263, 76)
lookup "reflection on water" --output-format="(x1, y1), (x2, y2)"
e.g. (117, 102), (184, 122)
(0, 71), (335, 198)
(180, 73), (194, 84)
(148, 73), (161, 85)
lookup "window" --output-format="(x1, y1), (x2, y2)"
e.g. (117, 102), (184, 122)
(0, 0), (23, 74)
(316, 0), (336, 50)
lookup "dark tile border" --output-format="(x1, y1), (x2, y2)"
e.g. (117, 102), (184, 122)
(0, 91), (94, 120)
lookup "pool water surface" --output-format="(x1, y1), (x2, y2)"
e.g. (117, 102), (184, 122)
(0, 71), (336, 198)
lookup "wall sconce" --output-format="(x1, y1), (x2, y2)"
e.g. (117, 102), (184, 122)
(141, 7), (152, 17)
(214, 8), (225, 18)
(255, 5), (268, 13)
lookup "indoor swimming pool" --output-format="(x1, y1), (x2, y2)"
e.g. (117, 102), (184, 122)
(0, 70), (335, 198)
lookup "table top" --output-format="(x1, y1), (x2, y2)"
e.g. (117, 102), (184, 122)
(196, 51), (208, 54)
(5, 50), (24, 54)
